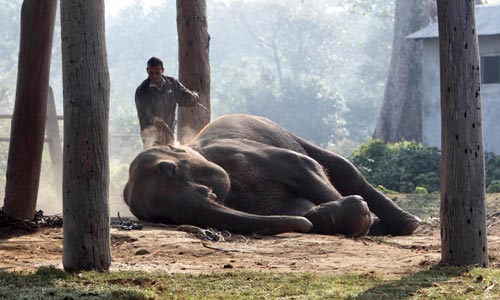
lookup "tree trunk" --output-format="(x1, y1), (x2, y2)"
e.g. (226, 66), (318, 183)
(177, 0), (211, 144)
(61, 0), (111, 271)
(46, 86), (63, 202)
(373, 0), (430, 143)
(437, 1), (488, 267)
(3, 0), (57, 221)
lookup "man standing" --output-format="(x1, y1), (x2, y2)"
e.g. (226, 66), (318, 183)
(135, 57), (199, 147)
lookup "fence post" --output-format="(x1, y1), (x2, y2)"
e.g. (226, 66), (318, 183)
(46, 86), (62, 202)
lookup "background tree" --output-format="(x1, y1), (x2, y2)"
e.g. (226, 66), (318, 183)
(437, 0), (488, 267)
(0, 0), (21, 111)
(0, 0), (399, 212)
(176, 0), (211, 144)
(61, 0), (111, 271)
(2, 0), (57, 220)
(373, 0), (433, 143)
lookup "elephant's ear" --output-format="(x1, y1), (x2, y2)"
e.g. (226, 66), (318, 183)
(158, 161), (177, 178)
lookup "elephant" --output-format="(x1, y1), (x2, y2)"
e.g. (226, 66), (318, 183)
(123, 114), (420, 237)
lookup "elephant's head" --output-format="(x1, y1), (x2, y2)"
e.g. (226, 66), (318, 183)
(123, 145), (312, 235)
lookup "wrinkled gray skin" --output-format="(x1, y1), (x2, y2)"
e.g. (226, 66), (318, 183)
(124, 114), (420, 236)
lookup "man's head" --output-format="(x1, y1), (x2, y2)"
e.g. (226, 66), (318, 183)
(147, 57), (164, 85)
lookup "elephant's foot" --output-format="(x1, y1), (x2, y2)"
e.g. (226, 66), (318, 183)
(304, 195), (373, 237)
(368, 212), (421, 236)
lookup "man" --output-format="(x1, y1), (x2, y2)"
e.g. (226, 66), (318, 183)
(135, 57), (199, 147)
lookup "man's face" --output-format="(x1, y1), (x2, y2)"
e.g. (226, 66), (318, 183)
(147, 66), (164, 84)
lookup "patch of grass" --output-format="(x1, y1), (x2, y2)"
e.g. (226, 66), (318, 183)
(0, 266), (499, 300)
(388, 193), (500, 220)
(391, 193), (441, 218)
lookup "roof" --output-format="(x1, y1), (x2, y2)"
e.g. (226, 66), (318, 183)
(408, 4), (500, 39)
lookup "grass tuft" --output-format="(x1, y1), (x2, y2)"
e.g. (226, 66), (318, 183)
(1, 266), (499, 299)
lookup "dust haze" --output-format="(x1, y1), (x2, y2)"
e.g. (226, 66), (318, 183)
(0, 0), (400, 217)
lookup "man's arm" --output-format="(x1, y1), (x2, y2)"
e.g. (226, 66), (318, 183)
(135, 89), (155, 129)
(173, 79), (199, 107)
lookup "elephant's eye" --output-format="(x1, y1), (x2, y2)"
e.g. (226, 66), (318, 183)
(173, 148), (186, 153)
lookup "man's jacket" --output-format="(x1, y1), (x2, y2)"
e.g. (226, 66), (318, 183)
(135, 75), (199, 131)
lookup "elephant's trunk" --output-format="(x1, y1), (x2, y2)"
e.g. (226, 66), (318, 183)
(176, 196), (313, 235)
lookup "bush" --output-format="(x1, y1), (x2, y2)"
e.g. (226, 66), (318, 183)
(487, 180), (500, 193)
(349, 140), (441, 193)
(349, 140), (500, 193)
(486, 152), (500, 189)
(414, 186), (428, 194)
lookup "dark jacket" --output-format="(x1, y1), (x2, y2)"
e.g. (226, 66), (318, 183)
(135, 75), (199, 131)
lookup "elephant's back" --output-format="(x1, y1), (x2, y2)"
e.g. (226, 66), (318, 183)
(191, 114), (305, 153)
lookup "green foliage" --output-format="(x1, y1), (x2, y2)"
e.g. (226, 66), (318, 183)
(350, 140), (500, 193)
(349, 139), (441, 193)
(377, 185), (398, 195)
(485, 152), (500, 188)
(487, 180), (500, 193)
(414, 186), (428, 194)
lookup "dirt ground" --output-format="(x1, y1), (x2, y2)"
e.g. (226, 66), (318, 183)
(1, 216), (499, 276)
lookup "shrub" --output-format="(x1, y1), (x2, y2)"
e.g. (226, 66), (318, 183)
(486, 152), (500, 189)
(487, 180), (500, 193)
(349, 140), (441, 193)
(349, 140), (500, 193)
(414, 186), (428, 194)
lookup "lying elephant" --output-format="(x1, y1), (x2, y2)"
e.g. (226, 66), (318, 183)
(124, 114), (420, 237)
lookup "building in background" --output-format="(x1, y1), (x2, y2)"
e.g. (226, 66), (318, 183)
(408, 4), (500, 154)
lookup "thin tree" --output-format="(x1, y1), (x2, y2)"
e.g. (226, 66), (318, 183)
(3, 0), (57, 221)
(373, 0), (432, 143)
(437, 0), (488, 267)
(176, 0), (211, 144)
(61, 0), (111, 271)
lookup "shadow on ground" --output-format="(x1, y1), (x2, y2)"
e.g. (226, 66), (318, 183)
(354, 265), (470, 300)
(0, 267), (149, 300)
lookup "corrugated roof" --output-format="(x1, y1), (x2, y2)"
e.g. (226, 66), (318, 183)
(408, 4), (500, 39)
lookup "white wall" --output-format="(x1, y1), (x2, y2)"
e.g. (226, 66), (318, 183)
(422, 35), (500, 154)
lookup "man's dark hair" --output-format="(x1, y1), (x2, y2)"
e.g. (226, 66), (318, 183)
(147, 57), (164, 68)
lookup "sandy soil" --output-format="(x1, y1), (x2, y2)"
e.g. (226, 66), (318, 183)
(1, 217), (499, 276)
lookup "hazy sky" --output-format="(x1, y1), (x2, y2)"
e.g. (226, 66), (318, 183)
(106, 0), (159, 16)
(106, 0), (500, 16)
(105, 0), (500, 12)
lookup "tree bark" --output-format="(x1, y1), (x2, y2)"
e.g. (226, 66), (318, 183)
(61, 0), (111, 271)
(3, 0), (57, 221)
(177, 0), (211, 144)
(437, 1), (488, 267)
(373, 0), (431, 143)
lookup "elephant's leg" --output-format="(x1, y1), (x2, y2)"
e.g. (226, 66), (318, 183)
(303, 196), (373, 237)
(259, 147), (343, 204)
(255, 194), (372, 237)
(298, 138), (420, 236)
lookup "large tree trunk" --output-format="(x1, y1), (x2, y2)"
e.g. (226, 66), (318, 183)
(437, 1), (488, 267)
(3, 0), (57, 221)
(61, 0), (111, 271)
(176, 0), (211, 144)
(373, 0), (431, 143)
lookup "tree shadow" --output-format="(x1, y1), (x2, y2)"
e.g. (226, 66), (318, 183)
(353, 265), (470, 300)
(0, 222), (39, 242)
(0, 266), (150, 300)
(0, 209), (63, 242)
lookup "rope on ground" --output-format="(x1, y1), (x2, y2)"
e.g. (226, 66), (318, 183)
(111, 212), (143, 230)
(33, 210), (63, 227)
(176, 225), (249, 243)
